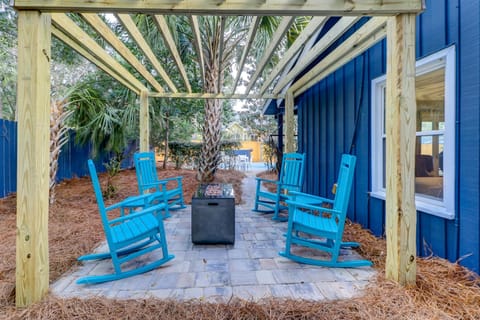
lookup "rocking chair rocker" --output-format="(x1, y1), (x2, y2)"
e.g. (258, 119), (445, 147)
(279, 154), (372, 268)
(76, 160), (174, 284)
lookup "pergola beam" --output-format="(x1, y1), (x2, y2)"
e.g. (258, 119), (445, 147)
(245, 16), (295, 94)
(273, 16), (360, 95)
(153, 15), (191, 92)
(149, 92), (282, 99)
(14, 0), (425, 15)
(51, 13), (148, 92)
(52, 27), (140, 94)
(292, 17), (387, 97)
(81, 13), (165, 93)
(116, 13), (178, 92)
(259, 16), (327, 95)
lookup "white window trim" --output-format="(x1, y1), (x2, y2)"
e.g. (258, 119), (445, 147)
(371, 46), (456, 220)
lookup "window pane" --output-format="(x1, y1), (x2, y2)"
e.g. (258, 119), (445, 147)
(416, 67), (445, 132)
(415, 135), (444, 200)
(382, 138), (386, 188)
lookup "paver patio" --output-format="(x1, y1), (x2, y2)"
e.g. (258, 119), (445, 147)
(51, 165), (376, 302)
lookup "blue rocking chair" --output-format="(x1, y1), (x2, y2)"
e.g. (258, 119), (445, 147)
(279, 154), (372, 268)
(76, 160), (174, 284)
(133, 152), (186, 218)
(253, 152), (306, 221)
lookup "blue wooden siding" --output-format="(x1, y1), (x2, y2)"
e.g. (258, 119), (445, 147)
(296, 0), (480, 273)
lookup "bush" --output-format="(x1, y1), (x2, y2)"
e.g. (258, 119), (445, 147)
(168, 141), (241, 170)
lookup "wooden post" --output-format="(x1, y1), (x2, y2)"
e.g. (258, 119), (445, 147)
(16, 11), (51, 307)
(385, 14), (417, 286)
(139, 90), (149, 152)
(284, 91), (295, 153)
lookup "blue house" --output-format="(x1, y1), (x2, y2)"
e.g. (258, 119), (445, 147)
(265, 0), (479, 273)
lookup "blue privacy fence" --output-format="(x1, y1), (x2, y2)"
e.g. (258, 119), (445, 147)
(1, 119), (136, 198)
(0, 119), (17, 198)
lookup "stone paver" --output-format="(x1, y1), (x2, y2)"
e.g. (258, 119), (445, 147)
(51, 164), (376, 301)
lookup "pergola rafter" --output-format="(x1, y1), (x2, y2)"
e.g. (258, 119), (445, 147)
(153, 15), (192, 92)
(116, 13), (178, 92)
(292, 17), (388, 97)
(244, 16), (294, 94)
(232, 16), (260, 94)
(81, 13), (165, 93)
(51, 13), (148, 92)
(188, 15), (205, 86)
(13, 0), (425, 308)
(51, 26), (141, 94)
(259, 15), (327, 95)
(273, 16), (360, 95)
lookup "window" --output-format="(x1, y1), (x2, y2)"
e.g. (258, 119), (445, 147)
(371, 46), (456, 219)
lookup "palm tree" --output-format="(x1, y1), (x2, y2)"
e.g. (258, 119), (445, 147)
(195, 16), (308, 182)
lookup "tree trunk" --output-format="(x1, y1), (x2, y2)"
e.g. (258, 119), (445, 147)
(197, 98), (222, 182)
(197, 18), (223, 182)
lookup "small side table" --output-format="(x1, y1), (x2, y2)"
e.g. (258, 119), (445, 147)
(191, 183), (235, 244)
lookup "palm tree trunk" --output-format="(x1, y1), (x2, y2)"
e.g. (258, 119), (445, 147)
(197, 19), (223, 182)
(49, 100), (71, 204)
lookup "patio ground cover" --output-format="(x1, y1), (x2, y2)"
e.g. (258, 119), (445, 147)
(0, 166), (479, 319)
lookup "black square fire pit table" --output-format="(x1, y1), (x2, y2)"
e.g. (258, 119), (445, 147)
(191, 183), (235, 244)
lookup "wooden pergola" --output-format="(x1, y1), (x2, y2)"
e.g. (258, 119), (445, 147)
(13, 0), (424, 307)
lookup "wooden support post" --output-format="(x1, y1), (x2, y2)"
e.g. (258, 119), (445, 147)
(284, 91), (295, 153)
(385, 14), (417, 286)
(139, 90), (150, 152)
(16, 11), (51, 307)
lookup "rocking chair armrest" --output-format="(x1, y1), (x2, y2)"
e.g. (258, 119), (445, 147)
(109, 202), (167, 224)
(285, 200), (340, 215)
(288, 191), (334, 204)
(140, 181), (168, 189)
(158, 176), (183, 183)
(255, 177), (279, 185)
(280, 182), (302, 189)
(106, 193), (156, 211)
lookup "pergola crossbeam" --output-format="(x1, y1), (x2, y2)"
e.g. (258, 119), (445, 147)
(149, 92), (282, 99)
(13, 0), (425, 15)
(153, 15), (192, 92)
(81, 13), (165, 93)
(245, 16), (294, 94)
(116, 13), (178, 92)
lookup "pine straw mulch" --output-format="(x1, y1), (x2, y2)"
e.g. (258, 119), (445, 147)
(1, 168), (479, 319)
